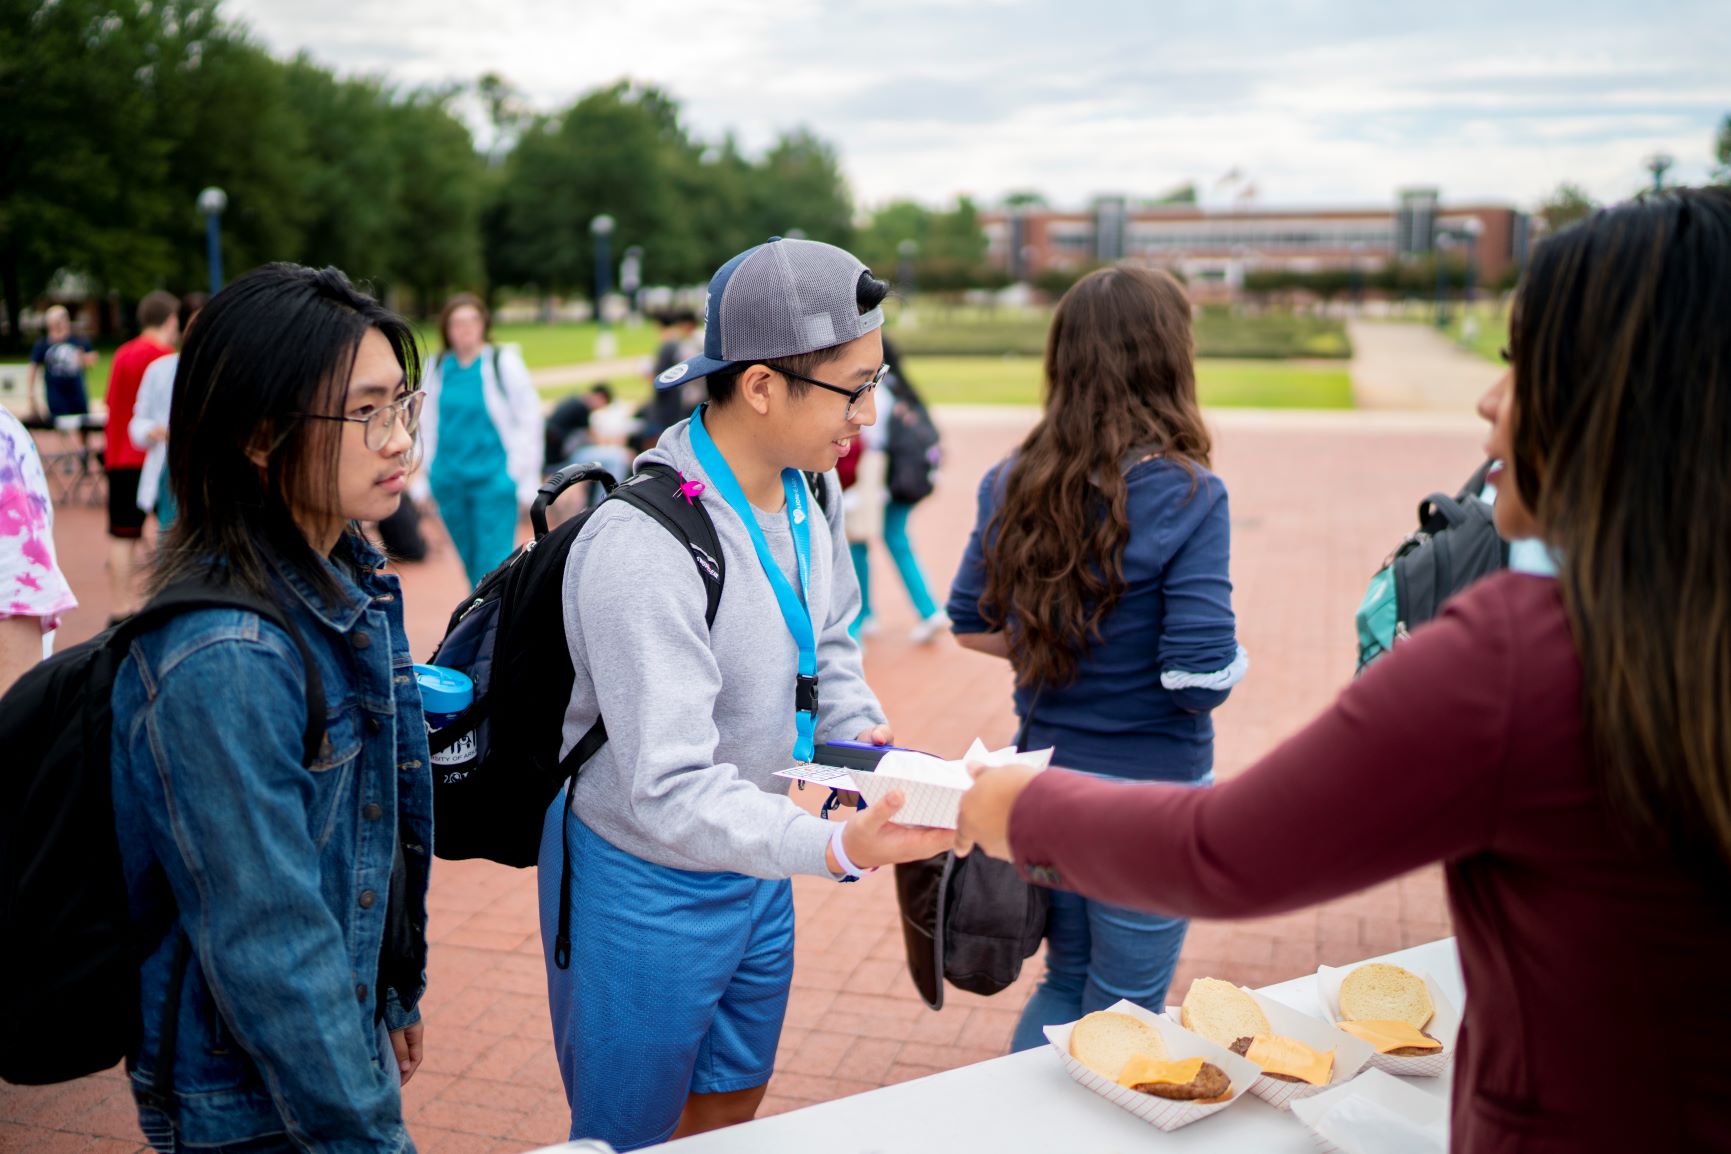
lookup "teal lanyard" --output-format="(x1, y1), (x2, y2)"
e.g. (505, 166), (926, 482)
(688, 406), (819, 761)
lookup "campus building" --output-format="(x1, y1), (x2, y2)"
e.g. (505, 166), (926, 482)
(982, 189), (1530, 298)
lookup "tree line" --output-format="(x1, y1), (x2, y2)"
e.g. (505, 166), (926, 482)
(0, 0), (989, 349)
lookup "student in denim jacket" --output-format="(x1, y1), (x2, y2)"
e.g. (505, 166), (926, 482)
(111, 264), (435, 1153)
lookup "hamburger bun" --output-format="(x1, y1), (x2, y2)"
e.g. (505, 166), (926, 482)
(1068, 1010), (1168, 1079)
(1338, 963), (1434, 1029)
(1179, 977), (1271, 1049)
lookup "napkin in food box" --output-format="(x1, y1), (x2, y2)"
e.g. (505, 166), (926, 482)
(1042, 999), (1258, 1132)
(849, 739), (1053, 829)
(1164, 987), (1375, 1111)
(1290, 1067), (1448, 1154)
(1315, 965), (1460, 1078)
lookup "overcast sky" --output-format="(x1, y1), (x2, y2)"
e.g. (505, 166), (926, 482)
(225, 0), (1729, 212)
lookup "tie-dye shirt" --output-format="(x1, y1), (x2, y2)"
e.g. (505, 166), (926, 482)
(1, 409), (77, 630)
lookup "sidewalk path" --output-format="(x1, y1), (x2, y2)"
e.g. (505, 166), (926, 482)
(1, 405), (1480, 1153)
(1347, 320), (1500, 411)
(531, 355), (652, 393)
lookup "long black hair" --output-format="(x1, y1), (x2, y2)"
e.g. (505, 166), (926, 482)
(1510, 186), (1731, 880)
(152, 264), (421, 602)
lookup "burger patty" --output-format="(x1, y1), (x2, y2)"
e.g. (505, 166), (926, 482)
(1229, 1037), (1307, 1083)
(1385, 1032), (1441, 1058)
(1131, 1061), (1231, 1101)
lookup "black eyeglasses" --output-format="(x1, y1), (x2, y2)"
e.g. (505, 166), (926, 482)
(769, 362), (888, 422)
(295, 391), (426, 451)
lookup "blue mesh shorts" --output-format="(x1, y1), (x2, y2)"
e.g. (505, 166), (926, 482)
(538, 798), (795, 1151)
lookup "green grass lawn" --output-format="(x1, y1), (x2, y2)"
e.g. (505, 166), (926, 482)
(903, 356), (1354, 409)
(1449, 304), (1511, 365)
(888, 306), (1352, 360)
(70, 320), (661, 403)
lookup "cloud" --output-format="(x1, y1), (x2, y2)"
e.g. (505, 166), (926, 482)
(221, 0), (1731, 209)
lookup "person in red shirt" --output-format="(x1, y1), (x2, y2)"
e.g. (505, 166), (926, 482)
(956, 187), (1731, 1153)
(104, 290), (179, 621)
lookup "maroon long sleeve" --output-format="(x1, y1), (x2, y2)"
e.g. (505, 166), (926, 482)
(1009, 573), (1731, 1152)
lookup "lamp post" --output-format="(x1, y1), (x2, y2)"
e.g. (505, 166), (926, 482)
(590, 213), (616, 359)
(1434, 233), (1455, 328)
(621, 244), (643, 320)
(1460, 217), (1483, 306)
(198, 186), (227, 295)
(1646, 153), (1674, 193)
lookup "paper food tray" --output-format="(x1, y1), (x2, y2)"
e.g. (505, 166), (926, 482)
(1043, 999), (1259, 1132)
(1315, 965), (1460, 1078)
(797, 739), (1052, 830)
(1165, 987), (1375, 1111)
(1290, 1067), (1448, 1154)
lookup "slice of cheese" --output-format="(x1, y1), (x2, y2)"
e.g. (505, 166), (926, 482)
(1244, 1035), (1335, 1085)
(1116, 1055), (1205, 1088)
(1335, 1019), (1444, 1054)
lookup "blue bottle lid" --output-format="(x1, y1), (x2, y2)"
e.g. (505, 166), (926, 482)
(413, 663), (474, 715)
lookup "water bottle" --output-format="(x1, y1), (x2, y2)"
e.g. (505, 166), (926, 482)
(414, 663), (476, 783)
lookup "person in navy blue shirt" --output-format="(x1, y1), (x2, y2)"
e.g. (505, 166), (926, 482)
(947, 265), (1245, 1052)
(28, 305), (97, 419)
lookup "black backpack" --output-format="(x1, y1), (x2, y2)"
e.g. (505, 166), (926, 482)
(0, 585), (324, 1086)
(1355, 459), (1508, 674)
(424, 460), (829, 968)
(884, 373), (941, 506)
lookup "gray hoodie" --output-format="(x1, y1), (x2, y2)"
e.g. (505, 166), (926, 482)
(558, 416), (885, 878)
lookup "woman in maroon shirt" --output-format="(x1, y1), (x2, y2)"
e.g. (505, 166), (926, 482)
(956, 187), (1731, 1153)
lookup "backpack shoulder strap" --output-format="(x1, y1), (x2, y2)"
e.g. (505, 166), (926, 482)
(610, 462), (726, 629)
(804, 470), (832, 517)
(115, 583), (326, 767)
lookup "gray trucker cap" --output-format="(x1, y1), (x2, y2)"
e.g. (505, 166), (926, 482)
(654, 237), (885, 389)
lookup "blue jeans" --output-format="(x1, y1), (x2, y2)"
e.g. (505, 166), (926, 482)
(1008, 771), (1214, 1053)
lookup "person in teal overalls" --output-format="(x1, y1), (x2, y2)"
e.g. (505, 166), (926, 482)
(413, 293), (544, 587)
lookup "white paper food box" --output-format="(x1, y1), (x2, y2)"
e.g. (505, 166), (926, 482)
(1290, 1067), (1449, 1154)
(1314, 965), (1460, 1078)
(1043, 999), (1260, 1132)
(1165, 986), (1375, 1110)
(780, 739), (1052, 829)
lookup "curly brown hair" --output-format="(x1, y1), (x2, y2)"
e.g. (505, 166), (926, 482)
(980, 265), (1212, 688)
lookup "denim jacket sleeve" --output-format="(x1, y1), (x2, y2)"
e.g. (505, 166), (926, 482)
(125, 628), (408, 1152)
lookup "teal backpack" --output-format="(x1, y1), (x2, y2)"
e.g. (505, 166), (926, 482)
(1356, 460), (1507, 673)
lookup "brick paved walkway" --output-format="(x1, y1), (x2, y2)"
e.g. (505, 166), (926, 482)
(1, 405), (1482, 1153)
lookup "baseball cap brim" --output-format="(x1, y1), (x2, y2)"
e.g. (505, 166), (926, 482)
(654, 352), (734, 390)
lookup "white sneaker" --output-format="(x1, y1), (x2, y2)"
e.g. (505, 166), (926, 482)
(909, 610), (949, 644)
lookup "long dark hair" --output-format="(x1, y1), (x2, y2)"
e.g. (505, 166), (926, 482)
(1510, 185), (1731, 877)
(153, 264), (421, 602)
(981, 265), (1212, 688)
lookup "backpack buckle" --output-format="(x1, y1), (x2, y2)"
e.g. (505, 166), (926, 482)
(795, 674), (819, 715)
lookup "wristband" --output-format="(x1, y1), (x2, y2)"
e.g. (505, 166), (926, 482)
(829, 824), (876, 880)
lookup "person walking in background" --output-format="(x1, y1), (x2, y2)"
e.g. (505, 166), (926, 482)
(956, 188), (1731, 1153)
(27, 305), (97, 424)
(849, 338), (946, 643)
(947, 265), (1245, 1052)
(103, 290), (179, 623)
(128, 293), (207, 530)
(113, 263), (432, 1152)
(637, 308), (703, 452)
(412, 292), (543, 588)
(0, 407), (77, 694)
